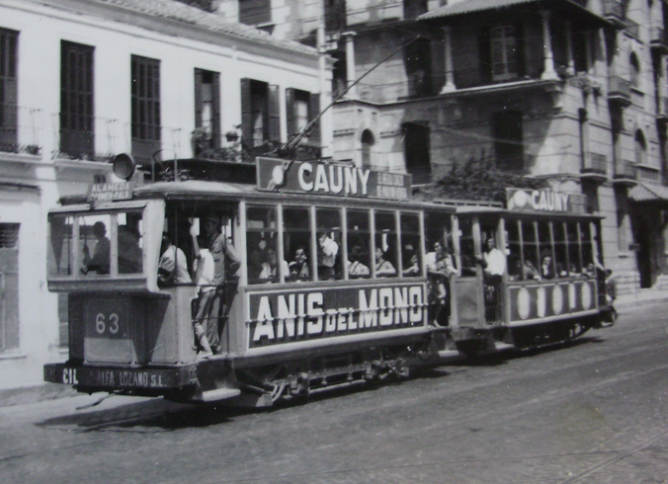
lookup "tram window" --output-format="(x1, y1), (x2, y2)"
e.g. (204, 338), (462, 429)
(375, 211), (398, 277)
(117, 211), (144, 274)
(581, 222), (594, 276)
(283, 207), (312, 282)
(566, 222), (582, 276)
(79, 214), (113, 276)
(346, 209), (371, 279)
(522, 221), (539, 278)
(458, 217), (476, 276)
(48, 215), (75, 277)
(506, 220), (522, 280)
(316, 208), (342, 280)
(537, 221), (554, 280)
(553, 222), (569, 278)
(400, 212), (422, 277)
(246, 205), (278, 283)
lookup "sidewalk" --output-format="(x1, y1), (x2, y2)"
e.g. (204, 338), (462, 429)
(615, 287), (668, 312)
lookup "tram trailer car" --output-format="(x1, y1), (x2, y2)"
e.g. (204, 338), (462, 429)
(44, 157), (461, 406)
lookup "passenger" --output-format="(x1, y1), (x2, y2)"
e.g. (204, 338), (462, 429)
(605, 268), (618, 321)
(288, 246), (310, 281)
(523, 257), (541, 281)
(82, 221), (110, 275)
(402, 252), (420, 276)
(347, 245), (370, 277)
(540, 251), (555, 280)
(478, 236), (506, 324)
(118, 222), (143, 274)
(258, 248), (289, 282)
(426, 241), (457, 325)
(317, 231), (339, 280)
(158, 233), (192, 284)
(375, 246), (396, 277)
(191, 213), (241, 357)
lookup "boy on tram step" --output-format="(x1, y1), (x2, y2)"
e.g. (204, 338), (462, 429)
(477, 235), (506, 324)
(426, 240), (457, 326)
(190, 213), (241, 358)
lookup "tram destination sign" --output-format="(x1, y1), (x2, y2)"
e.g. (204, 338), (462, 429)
(87, 181), (133, 202)
(506, 188), (586, 214)
(256, 157), (412, 200)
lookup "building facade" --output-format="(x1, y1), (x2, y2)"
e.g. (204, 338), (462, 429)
(213, 0), (668, 296)
(0, 0), (329, 389)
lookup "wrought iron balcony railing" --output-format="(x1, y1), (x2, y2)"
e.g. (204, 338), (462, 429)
(602, 0), (625, 24)
(625, 18), (640, 38)
(651, 26), (667, 47)
(636, 165), (661, 182)
(608, 76), (631, 105)
(613, 160), (637, 181)
(0, 104), (43, 156)
(582, 152), (607, 177)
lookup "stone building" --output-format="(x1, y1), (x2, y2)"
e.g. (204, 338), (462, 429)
(0, 0), (329, 388)
(213, 0), (668, 296)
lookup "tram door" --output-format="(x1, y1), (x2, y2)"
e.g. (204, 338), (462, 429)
(452, 215), (485, 327)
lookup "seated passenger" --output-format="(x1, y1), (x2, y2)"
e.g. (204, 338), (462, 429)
(402, 252), (420, 276)
(288, 246), (310, 281)
(375, 246), (396, 277)
(259, 248), (289, 283)
(540, 252), (555, 280)
(118, 217), (143, 274)
(523, 258), (541, 281)
(347, 245), (370, 277)
(158, 233), (191, 284)
(82, 221), (110, 275)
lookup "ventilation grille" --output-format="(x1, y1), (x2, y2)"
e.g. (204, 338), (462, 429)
(0, 224), (19, 248)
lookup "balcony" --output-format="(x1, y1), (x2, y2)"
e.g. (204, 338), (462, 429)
(607, 76), (632, 107)
(581, 152), (607, 181)
(625, 18), (640, 38)
(53, 115), (128, 163)
(0, 104), (43, 157)
(602, 0), (626, 28)
(636, 165), (661, 183)
(657, 96), (668, 121)
(651, 27), (668, 52)
(613, 160), (637, 186)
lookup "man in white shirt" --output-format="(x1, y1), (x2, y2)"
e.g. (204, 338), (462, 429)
(158, 234), (192, 284)
(317, 232), (339, 280)
(480, 236), (506, 324)
(483, 237), (506, 277)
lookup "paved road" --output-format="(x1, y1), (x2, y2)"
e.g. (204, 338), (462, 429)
(2, 304), (668, 484)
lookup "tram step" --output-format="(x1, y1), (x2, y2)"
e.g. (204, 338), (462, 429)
(201, 388), (242, 402)
(494, 342), (515, 352)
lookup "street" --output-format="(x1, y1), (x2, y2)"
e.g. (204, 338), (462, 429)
(2, 304), (668, 484)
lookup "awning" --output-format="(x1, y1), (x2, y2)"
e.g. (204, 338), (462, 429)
(628, 182), (668, 204)
(419, 0), (614, 29)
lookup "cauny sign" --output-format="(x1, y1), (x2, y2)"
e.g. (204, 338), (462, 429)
(256, 157), (412, 200)
(506, 188), (586, 214)
(247, 283), (426, 349)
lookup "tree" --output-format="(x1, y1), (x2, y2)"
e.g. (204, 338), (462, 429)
(415, 153), (547, 203)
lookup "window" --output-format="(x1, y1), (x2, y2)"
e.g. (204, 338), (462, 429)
(239, 0), (271, 25)
(374, 211), (398, 278)
(635, 130), (646, 165)
(630, 52), (640, 89)
(0, 28), (18, 152)
(131, 55), (161, 163)
(316, 208), (342, 280)
(60, 41), (94, 159)
(325, 0), (346, 32)
(286, 89), (321, 147)
(361, 130), (374, 167)
(493, 111), (524, 171)
(241, 79), (280, 151)
(404, 39), (432, 97)
(403, 122), (431, 184)
(246, 206), (278, 284)
(401, 213), (422, 278)
(346, 210), (372, 279)
(0, 223), (19, 352)
(283, 207), (313, 282)
(491, 26), (518, 81)
(404, 0), (427, 19)
(572, 30), (589, 73)
(194, 69), (220, 154)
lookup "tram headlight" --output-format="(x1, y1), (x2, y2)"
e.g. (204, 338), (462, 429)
(112, 153), (137, 181)
(271, 165), (285, 187)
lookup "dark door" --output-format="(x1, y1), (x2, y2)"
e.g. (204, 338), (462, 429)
(492, 111), (524, 171)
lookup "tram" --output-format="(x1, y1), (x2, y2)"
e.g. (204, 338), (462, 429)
(43, 155), (611, 405)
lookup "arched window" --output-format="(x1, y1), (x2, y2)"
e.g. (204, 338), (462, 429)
(635, 130), (646, 165)
(361, 130), (374, 167)
(630, 53), (641, 89)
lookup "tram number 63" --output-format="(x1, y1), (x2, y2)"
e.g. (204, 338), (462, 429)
(95, 312), (120, 336)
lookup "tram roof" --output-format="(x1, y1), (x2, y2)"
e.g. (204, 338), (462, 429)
(454, 205), (603, 220)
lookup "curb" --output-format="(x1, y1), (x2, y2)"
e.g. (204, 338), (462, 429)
(616, 296), (668, 312)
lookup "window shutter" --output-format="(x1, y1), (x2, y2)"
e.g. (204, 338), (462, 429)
(309, 92), (321, 146)
(212, 72), (221, 149)
(268, 84), (281, 144)
(240, 78), (252, 148)
(285, 88), (296, 138)
(515, 22), (525, 78)
(194, 68), (203, 128)
(478, 27), (491, 84)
